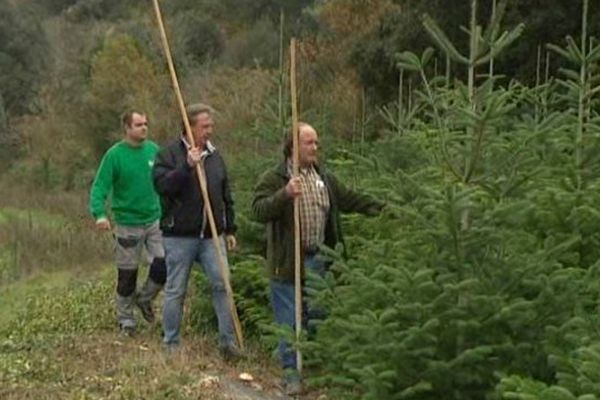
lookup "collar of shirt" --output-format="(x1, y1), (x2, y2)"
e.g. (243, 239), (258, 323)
(181, 137), (216, 158)
(286, 159), (318, 177)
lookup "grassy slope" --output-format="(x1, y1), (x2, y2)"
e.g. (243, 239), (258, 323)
(0, 204), (293, 400)
(0, 266), (288, 400)
(0, 270), (72, 327)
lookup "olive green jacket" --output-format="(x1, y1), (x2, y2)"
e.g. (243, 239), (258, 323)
(252, 161), (384, 283)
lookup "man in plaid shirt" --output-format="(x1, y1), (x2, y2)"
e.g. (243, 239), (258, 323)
(252, 122), (384, 395)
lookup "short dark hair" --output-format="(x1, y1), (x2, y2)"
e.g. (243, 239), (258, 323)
(121, 110), (146, 130)
(283, 122), (311, 158)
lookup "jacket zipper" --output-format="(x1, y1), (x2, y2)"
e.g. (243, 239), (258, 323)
(199, 153), (209, 239)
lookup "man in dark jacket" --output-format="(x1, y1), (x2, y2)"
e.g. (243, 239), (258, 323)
(153, 103), (239, 359)
(252, 122), (383, 395)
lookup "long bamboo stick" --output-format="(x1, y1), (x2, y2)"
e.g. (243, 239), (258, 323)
(151, 0), (244, 350)
(290, 38), (302, 373)
(278, 9), (286, 141)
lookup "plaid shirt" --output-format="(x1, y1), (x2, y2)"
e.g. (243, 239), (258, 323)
(290, 164), (330, 250)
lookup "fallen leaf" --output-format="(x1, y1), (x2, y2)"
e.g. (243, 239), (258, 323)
(239, 372), (254, 382)
(199, 375), (220, 388)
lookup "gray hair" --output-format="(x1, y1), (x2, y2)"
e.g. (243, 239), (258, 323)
(186, 103), (215, 127)
(181, 103), (215, 135)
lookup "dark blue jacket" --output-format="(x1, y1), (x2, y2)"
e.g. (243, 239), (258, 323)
(153, 138), (236, 237)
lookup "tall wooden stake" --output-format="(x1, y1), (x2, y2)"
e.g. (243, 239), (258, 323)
(151, 0), (244, 350)
(290, 38), (302, 373)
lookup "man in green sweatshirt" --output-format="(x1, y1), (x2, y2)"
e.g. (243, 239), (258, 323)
(89, 110), (166, 336)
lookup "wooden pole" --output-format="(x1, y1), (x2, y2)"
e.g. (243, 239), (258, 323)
(290, 38), (302, 373)
(278, 9), (286, 141)
(151, 0), (244, 350)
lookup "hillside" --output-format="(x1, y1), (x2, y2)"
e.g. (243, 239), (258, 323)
(4, 1), (600, 399)
(0, 261), (289, 400)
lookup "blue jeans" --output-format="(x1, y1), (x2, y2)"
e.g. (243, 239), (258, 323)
(162, 235), (235, 347)
(270, 253), (328, 371)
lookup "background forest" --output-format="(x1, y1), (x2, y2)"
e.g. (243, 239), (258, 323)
(2, 0), (600, 399)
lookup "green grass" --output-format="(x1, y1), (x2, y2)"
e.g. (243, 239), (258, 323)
(0, 265), (290, 400)
(0, 207), (68, 228)
(0, 205), (112, 286)
(0, 269), (73, 327)
(0, 194), (315, 399)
